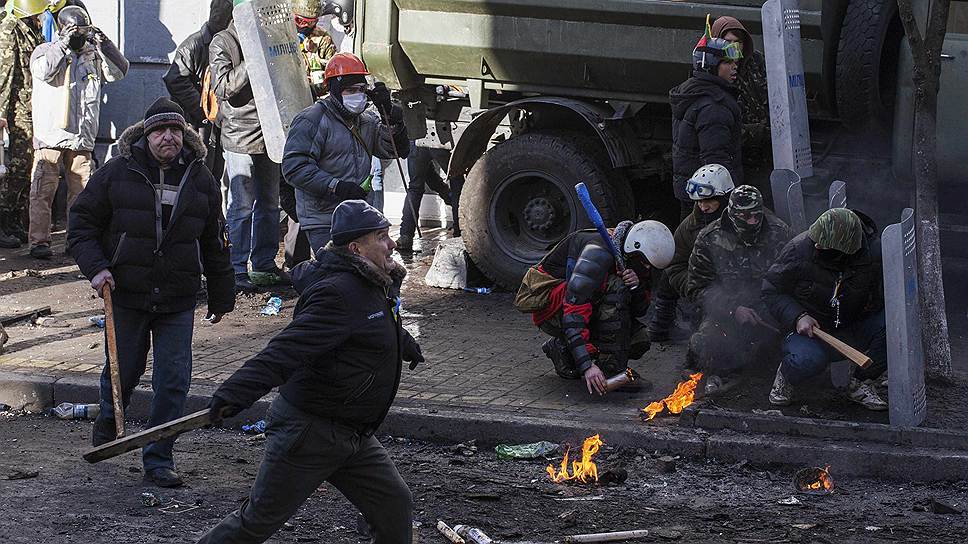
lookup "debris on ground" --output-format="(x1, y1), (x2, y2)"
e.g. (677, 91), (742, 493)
(564, 529), (650, 542)
(495, 441), (558, 460)
(34, 316), (70, 328)
(424, 239), (468, 290)
(927, 498), (962, 515)
(437, 520), (464, 543)
(140, 492), (162, 507)
(752, 409), (784, 416)
(259, 296), (283, 316)
(88, 315), (105, 328)
(2, 469), (39, 480)
(0, 403), (10, 412)
(50, 402), (99, 420)
(453, 524), (493, 544)
(241, 420), (266, 434)
(656, 456), (677, 474)
(777, 496), (803, 506)
(449, 440), (478, 456)
(87, 341), (99, 349)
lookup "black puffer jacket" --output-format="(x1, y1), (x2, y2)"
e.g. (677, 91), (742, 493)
(209, 22), (264, 154)
(68, 123), (235, 315)
(670, 71), (743, 201)
(212, 244), (421, 430)
(762, 211), (883, 332)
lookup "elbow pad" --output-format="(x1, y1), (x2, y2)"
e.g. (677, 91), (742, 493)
(565, 244), (613, 305)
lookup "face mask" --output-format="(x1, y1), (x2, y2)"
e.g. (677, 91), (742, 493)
(68, 34), (87, 51)
(342, 93), (367, 115)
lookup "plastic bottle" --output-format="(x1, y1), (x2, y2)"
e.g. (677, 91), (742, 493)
(51, 402), (100, 420)
(260, 296), (283, 316)
(452, 526), (492, 544)
(89, 315), (105, 328)
(462, 287), (491, 295)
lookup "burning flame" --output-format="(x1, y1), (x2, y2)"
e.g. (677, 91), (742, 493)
(796, 466), (834, 493)
(546, 434), (603, 483)
(642, 372), (704, 421)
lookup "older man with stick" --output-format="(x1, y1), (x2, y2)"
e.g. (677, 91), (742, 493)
(200, 200), (424, 543)
(68, 98), (235, 487)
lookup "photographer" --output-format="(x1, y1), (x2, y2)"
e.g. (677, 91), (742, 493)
(27, 5), (127, 259)
(282, 52), (408, 254)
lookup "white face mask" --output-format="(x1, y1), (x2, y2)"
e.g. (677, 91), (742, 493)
(342, 93), (367, 114)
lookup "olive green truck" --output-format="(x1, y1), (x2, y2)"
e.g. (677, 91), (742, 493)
(354, 0), (968, 288)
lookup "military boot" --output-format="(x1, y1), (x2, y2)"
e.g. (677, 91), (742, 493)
(542, 337), (580, 379)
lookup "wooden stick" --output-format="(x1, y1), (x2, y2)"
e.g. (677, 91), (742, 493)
(436, 521), (465, 544)
(83, 409), (211, 463)
(565, 529), (650, 542)
(102, 288), (125, 438)
(812, 327), (872, 368)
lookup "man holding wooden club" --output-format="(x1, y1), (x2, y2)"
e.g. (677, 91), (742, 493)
(68, 97), (235, 487)
(762, 208), (888, 410)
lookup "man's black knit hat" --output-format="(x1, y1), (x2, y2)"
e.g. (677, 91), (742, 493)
(331, 199), (391, 245)
(144, 97), (187, 135)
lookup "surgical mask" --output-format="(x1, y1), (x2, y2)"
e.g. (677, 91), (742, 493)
(342, 93), (367, 115)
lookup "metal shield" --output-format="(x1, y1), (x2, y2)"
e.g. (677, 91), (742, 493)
(762, 0), (813, 178)
(770, 168), (806, 233)
(234, 0), (313, 163)
(883, 208), (926, 427)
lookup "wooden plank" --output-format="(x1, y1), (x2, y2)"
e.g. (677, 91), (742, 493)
(0, 306), (52, 326)
(83, 409), (212, 464)
(102, 289), (125, 438)
(813, 327), (873, 368)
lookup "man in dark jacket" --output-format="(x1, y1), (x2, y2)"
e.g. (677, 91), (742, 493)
(163, 0), (232, 179)
(670, 23), (744, 218)
(210, 20), (285, 293)
(68, 98), (235, 487)
(200, 200), (423, 544)
(283, 52), (409, 254)
(531, 221), (674, 395)
(763, 208), (888, 411)
(647, 163), (734, 342)
(685, 185), (790, 394)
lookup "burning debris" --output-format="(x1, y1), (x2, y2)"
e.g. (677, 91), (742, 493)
(546, 434), (603, 484)
(794, 466), (835, 495)
(641, 372), (703, 421)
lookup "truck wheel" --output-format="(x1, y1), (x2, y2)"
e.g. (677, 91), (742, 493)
(836, 0), (900, 128)
(460, 131), (621, 290)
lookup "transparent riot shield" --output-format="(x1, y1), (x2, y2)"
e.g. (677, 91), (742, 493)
(770, 168), (806, 233)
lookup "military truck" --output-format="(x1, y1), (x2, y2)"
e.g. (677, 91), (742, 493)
(355, 0), (966, 288)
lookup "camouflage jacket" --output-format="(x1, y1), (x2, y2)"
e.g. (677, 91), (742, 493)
(686, 210), (791, 316)
(0, 15), (43, 120)
(302, 28), (337, 99)
(737, 50), (771, 164)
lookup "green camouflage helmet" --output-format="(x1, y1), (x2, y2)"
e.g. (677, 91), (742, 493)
(809, 208), (863, 254)
(726, 185), (764, 242)
(291, 0), (322, 17)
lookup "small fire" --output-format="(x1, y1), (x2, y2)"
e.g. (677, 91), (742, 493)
(795, 466), (835, 494)
(546, 434), (603, 483)
(642, 372), (703, 421)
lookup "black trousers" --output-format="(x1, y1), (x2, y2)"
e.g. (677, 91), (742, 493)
(197, 396), (413, 544)
(400, 142), (455, 237)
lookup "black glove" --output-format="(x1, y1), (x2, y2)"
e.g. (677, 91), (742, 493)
(208, 396), (243, 425)
(403, 342), (424, 370)
(387, 103), (404, 125)
(368, 82), (392, 118)
(335, 180), (367, 201)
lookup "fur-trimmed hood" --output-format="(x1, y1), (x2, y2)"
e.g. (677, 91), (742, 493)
(291, 242), (407, 295)
(115, 121), (208, 163)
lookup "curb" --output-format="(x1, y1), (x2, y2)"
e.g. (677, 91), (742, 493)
(3, 371), (967, 482)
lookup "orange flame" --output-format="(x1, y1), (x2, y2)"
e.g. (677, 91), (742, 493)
(546, 434), (603, 483)
(799, 466), (834, 493)
(642, 372), (703, 421)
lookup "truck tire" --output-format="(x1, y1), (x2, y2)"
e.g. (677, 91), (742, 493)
(460, 131), (622, 290)
(835, 0), (900, 128)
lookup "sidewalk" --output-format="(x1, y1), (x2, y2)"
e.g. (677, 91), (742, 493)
(1, 229), (966, 429)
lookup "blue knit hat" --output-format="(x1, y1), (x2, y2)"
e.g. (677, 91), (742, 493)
(331, 199), (391, 245)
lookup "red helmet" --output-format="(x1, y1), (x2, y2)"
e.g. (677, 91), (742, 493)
(323, 53), (369, 85)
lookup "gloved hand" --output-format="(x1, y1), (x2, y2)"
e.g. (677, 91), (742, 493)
(403, 341), (424, 370)
(89, 27), (107, 45)
(208, 396), (243, 425)
(58, 23), (78, 45)
(387, 103), (404, 125)
(335, 180), (367, 201)
(368, 82), (392, 117)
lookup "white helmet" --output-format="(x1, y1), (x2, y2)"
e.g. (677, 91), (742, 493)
(622, 220), (675, 269)
(685, 164), (734, 201)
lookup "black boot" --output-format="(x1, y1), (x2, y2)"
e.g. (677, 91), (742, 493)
(647, 294), (690, 343)
(542, 337), (580, 379)
(92, 414), (117, 447)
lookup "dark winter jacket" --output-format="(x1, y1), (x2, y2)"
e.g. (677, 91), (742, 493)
(670, 71), (744, 201)
(67, 123), (235, 315)
(209, 23), (264, 154)
(282, 98), (409, 230)
(163, 23), (217, 128)
(762, 211), (883, 332)
(686, 210), (791, 318)
(666, 203), (725, 297)
(212, 244), (421, 430)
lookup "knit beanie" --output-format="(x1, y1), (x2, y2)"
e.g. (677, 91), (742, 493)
(331, 200), (392, 245)
(144, 97), (187, 135)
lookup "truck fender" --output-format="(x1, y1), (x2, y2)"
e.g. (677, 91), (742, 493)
(447, 97), (643, 180)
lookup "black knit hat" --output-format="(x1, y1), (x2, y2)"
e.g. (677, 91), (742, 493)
(327, 73), (368, 102)
(331, 199), (391, 245)
(144, 97), (187, 135)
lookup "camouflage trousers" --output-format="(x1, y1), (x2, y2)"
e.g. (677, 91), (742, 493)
(687, 315), (779, 375)
(0, 116), (33, 233)
(540, 275), (651, 377)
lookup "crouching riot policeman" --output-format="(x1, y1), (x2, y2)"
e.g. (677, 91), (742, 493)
(524, 221), (675, 396)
